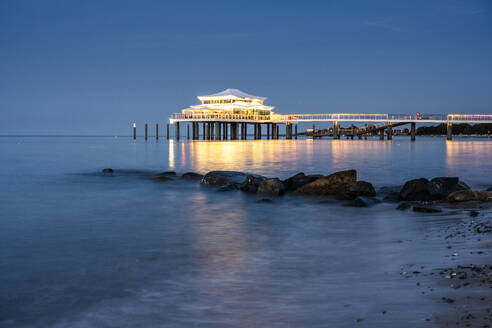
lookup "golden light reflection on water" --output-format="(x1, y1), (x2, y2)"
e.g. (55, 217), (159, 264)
(166, 138), (492, 184)
(169, 139), (397, 175)
(446, 139), (492, 170)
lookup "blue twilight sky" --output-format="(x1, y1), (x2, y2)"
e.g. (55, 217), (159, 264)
(0, 0), (491, 135)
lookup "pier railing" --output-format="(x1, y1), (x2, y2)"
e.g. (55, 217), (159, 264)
(170, 113), (492, 124)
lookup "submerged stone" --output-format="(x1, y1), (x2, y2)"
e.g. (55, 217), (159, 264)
(181, 172), (203, 180)
(102, 168), (114, 174)
(283, 172), (321, 191)
(396, 202), (411, 211)
(158, 171), (176, 176)
(345, 197), (380, 207)
(201, 171), (250, 186)
(447, 190), (491, 202)
(153, 175), (173, 182)
(336, 181), (376, 200)
(295, 170), (357, 195)
(240, 175), (266, 193)
(257, 178), (285, 196)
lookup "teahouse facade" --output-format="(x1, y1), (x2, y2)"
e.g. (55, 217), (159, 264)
(181, 88), (275, 119)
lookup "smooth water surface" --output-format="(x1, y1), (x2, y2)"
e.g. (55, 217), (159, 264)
(1, 136), (491, 327)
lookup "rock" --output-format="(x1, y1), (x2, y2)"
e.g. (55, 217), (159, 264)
(396, 202), (411, 211)
(158, 171), (176, 176)
(469, 210), (479, 217)
(379, 186), (401, 203)
(345, 197), (381, 207)
(336, 181), (376, 200)
(201, 171), (250, 186)
(447, 190), (491, 202)
(283, 172), (321, 191)
(181, 172), (203, 180)
(487, 186), (492, 192)
(257, 178), (285, 196)
(153, 175), (173, 182)
(399, 178), (431, 201)
(102, 168), (113, 174)
(295, 170), (357, 195)
(218, 183), (240, 191)
(428, 177), (470, 199)
(257, 198), (273, 203)
(412, 206), (442, 213)
(240, 175), (266, 193)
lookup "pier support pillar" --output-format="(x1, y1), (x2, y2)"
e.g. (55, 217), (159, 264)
(244, 124), (247, 140)
(166, 124), (169, 140)
(379, 129), (384, 140)
(258, 124), (262, 139)
(286, 123), (292, 139)
(312, 124), (315, 139)
(215, 122), (220, 140)
(276, 125), (279, 139)
(218, 122), (222, 140)
(224, 123), (228, 140)
(295, 124), (298, 139)
(333, 121), (339, 139)
(272, 124), (276, 139)
(447, 123), (453, 140)
(145, 123), (148, 141)
(266, 123), (270, 139)
(175, 122), (180, 140)
(202, 123), (205, 140)
(387, 123), (392, 140)
(410, 122), (416, 141)
(133, 123), (137, 140)
(254, 124), (257, 139)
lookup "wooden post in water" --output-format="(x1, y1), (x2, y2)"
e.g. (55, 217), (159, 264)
(175, 122), (180, 140)
(156, 124), (159, 140)
(145, 124), (148, 141)
(411, 122), (416, 141)
(166, 124), (169, 140)
(133, 123), (136, 140)
(187, 124), (190, 140)
(447, 122), (453, 140)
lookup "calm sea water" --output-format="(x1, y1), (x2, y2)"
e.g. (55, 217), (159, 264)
(1, 136), (491, 327)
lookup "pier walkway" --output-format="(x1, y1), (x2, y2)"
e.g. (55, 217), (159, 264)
(165, 113), (492, 141)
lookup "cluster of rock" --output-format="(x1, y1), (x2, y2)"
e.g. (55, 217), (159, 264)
(103, 168), (492, 208)
(199, 169), (377, 205)
(153, 171), (203, 181)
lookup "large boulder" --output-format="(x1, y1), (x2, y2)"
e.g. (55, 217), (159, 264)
(283, 173), (321, 191)
(240, 175), (266, 193)
(399, 178), (431, 201)
(428, 177), (469, 199)
(399, 177), (471, 201)
(181, 172), (203, 180)
(447, 190), (491, 202)
(201, 171), (249, 186)
(295, 170), (357, 195)
(336, 181), (376, 200)
(158, 171), (176, 177)
(257, 178), (285, 196)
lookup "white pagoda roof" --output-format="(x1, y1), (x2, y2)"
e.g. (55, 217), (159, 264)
(198, 88), (267, 101)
